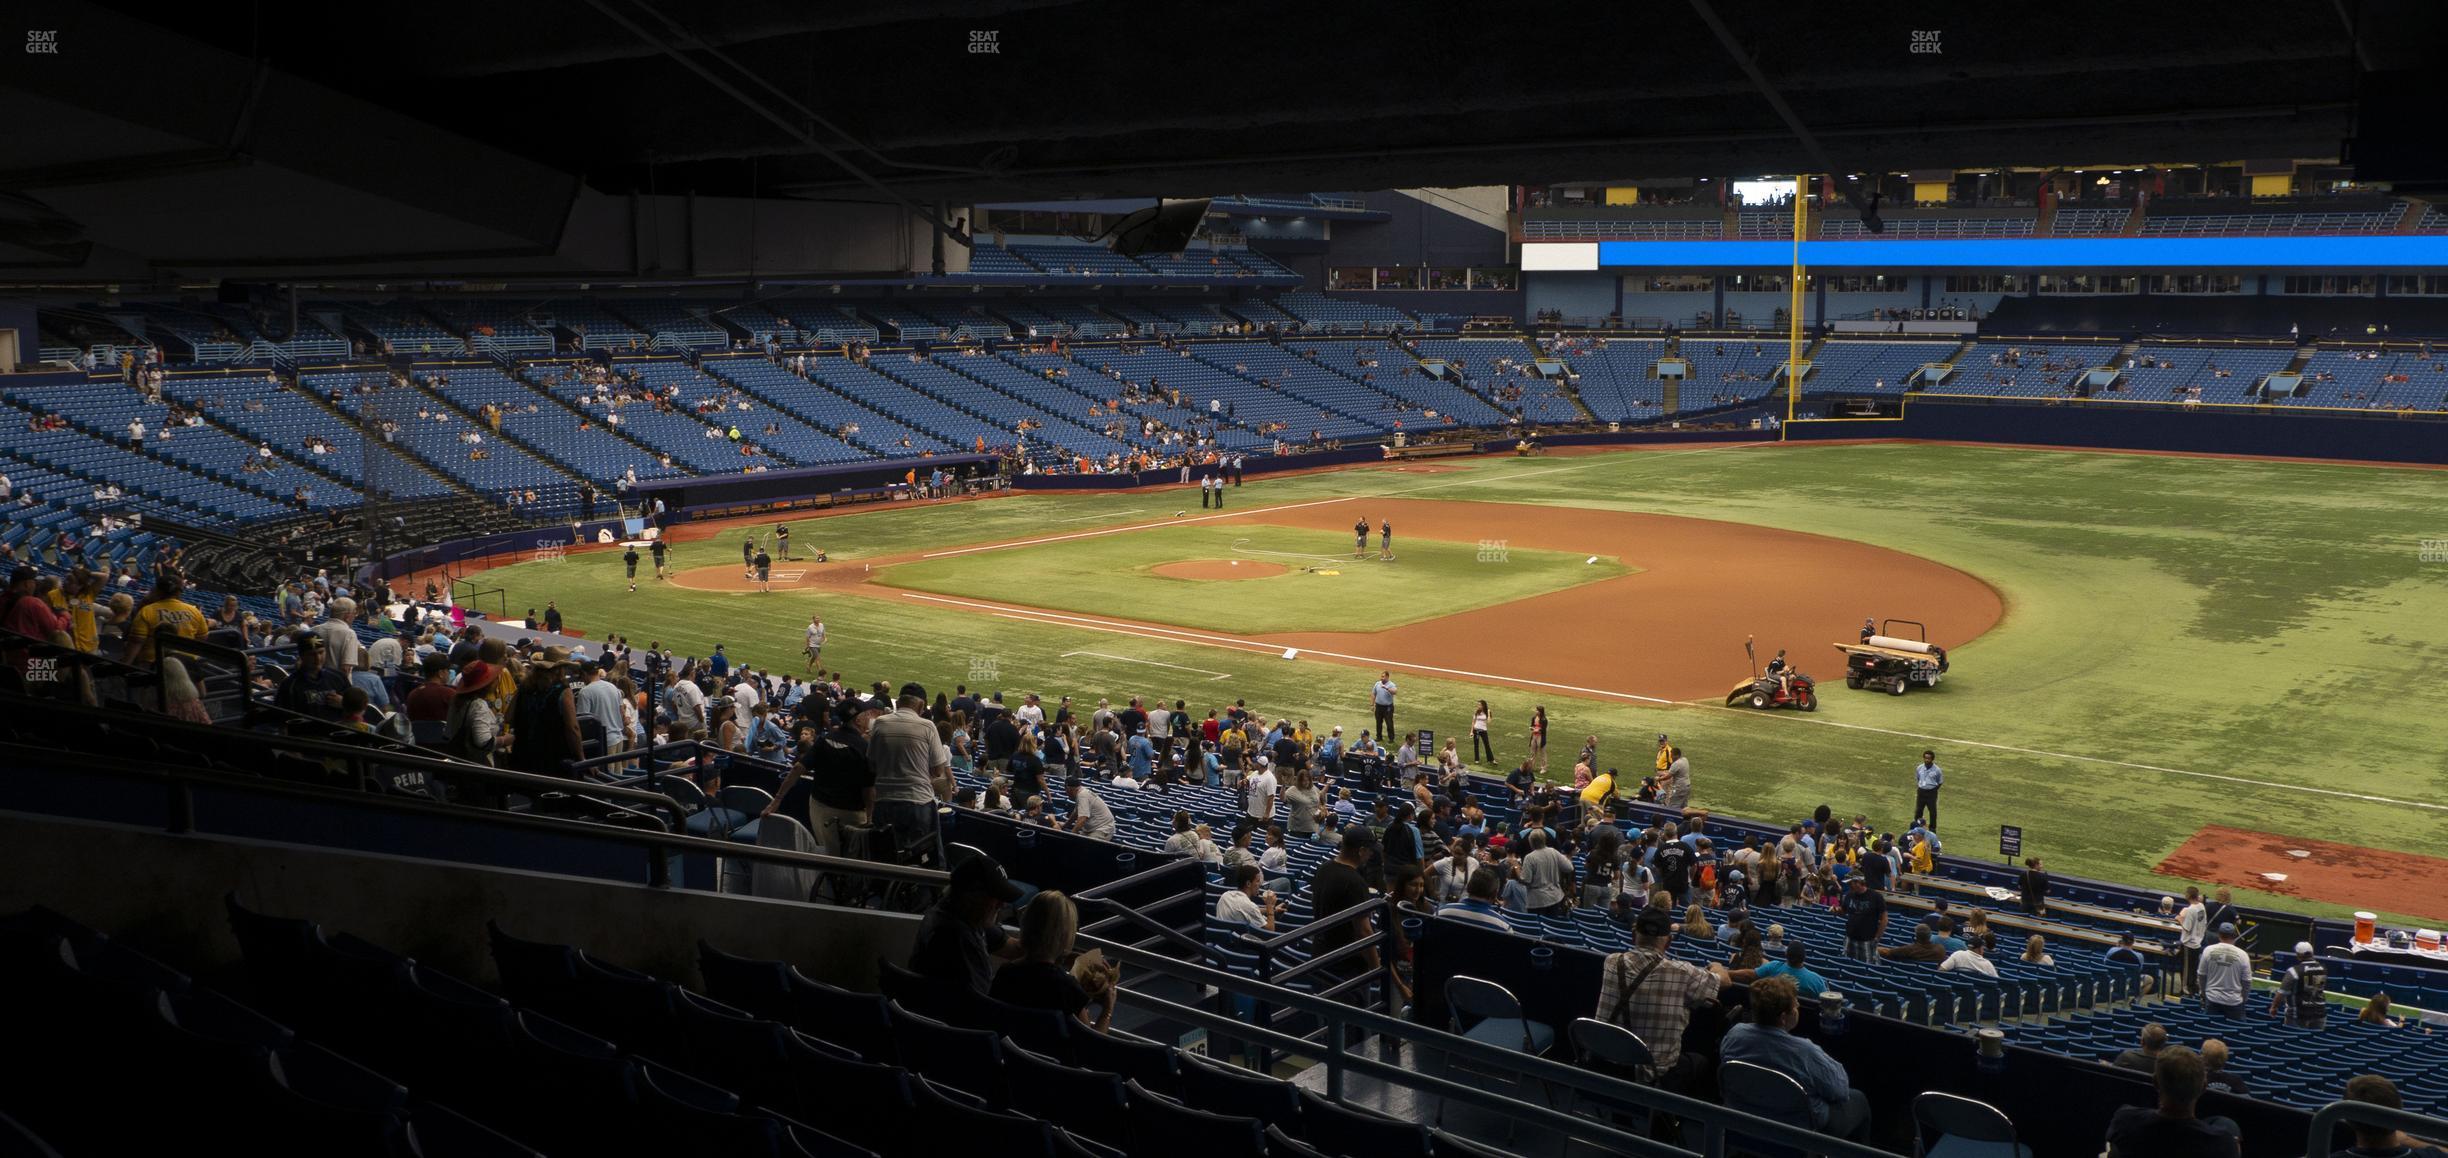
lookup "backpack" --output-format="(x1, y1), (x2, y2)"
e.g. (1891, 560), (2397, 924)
(440, 695), (496, 763)
(508, 679), (572, 771)
(2288, 960), (2328, 1008)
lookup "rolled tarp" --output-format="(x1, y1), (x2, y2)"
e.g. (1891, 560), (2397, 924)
(1866, 634), (1933, 654)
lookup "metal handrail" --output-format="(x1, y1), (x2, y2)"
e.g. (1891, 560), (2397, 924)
(1086, 931), (1893, 1158)
(2306, 1100), (2448, 1157)
(0, 693), (948, 892)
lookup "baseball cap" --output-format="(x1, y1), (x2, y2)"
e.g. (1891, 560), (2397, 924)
(898, 682), (928, 703)
(2294, 941), (2315, 956)
(1635, 908), (1674, 937)
(948, 854), (1023, 903)
(1337, 824), (1378, 852)
(837, 694), (885, 723)
(2217, 921), (2237, 936)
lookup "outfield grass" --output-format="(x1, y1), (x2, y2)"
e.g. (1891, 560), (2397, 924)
(877, 523), (1630, 633)
(466, 445), (2448, 925)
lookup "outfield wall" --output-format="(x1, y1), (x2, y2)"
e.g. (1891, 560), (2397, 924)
(1788, 399), (2448, 465)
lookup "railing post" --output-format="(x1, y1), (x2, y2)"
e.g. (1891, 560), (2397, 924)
(1324, 1006), (1346, 1102)
(647, 846), (671, 889)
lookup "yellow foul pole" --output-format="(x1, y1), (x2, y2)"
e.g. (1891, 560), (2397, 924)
(1786, 177), (1807, 441)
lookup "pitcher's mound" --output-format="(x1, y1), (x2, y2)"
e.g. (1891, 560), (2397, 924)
(1152, 559), (1289, 581)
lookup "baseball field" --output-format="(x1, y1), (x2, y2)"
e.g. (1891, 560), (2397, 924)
(452, 441), (2448, 925)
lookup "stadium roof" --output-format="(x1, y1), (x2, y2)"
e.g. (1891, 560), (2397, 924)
(1, 0), (2429, 283)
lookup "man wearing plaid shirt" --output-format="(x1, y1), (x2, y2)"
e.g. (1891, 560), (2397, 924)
(1596, 908), (1732, 1092)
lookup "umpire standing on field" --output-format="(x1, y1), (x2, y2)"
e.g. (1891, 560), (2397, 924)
(1911, 749), (1943, 832)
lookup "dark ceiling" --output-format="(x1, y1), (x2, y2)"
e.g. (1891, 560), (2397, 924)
(1, 0), (2431, 283)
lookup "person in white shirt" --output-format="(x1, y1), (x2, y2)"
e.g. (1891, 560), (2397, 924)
(1258, 826), (1291, 889)
(2196, 923), (2253, 1017)
(1940, 934), (1999, 978)
(1068, 777), (1116, 841)
(1214, 865), (1280, 930)
(728, 674), (760, 732)
(1428, 834), (1482, 903)
(1164, 813), (1217, 860)
(802, 615), (826, 672)
(1015, 693), (1045, 728)
(2177, 886), (2208, 994)
(665, 670), (708, 734)
(1435, 867), (1514, 931)
(1243, 757), (1280, 822)
(365, 633), (404, 680)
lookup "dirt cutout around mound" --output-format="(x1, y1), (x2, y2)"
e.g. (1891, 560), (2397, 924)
(2158, 825), (2448, 923)
(1151, 559), (1290, 581)
(1228, 497), (2000, 700)
(668, 563), (837, 593)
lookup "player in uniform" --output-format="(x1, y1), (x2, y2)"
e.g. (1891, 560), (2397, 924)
(804, 614), (827, 672)
(1354, 516), (1369, 558)
(753, 547), (773, 591)
(649, 537), (669, 579)
(623, 544), (640, 592)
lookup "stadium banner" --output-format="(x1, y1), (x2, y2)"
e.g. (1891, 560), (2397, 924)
(1589, 235), (2448, 269)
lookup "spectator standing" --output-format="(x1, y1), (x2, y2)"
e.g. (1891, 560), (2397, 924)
(1721, 975), (1873, 1142)
(121, 573), (207, 669)
(1659, 746), (1692, 812)
(1307, 826), (1380, 980)
(572, 660), (626, 758)
(1840, 875), (1887, 962)
(869, 682), (953, 867)
(1519, 831), (1574, 916)
(1242, 755), (1280, 824)
(2197, 923), (2252, 1018)
(2178, 886), (2209, 992)
(2271, 941), (2330, 1028)
(2018, 856), (2051, 915)
(768, 693), (881, 854)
